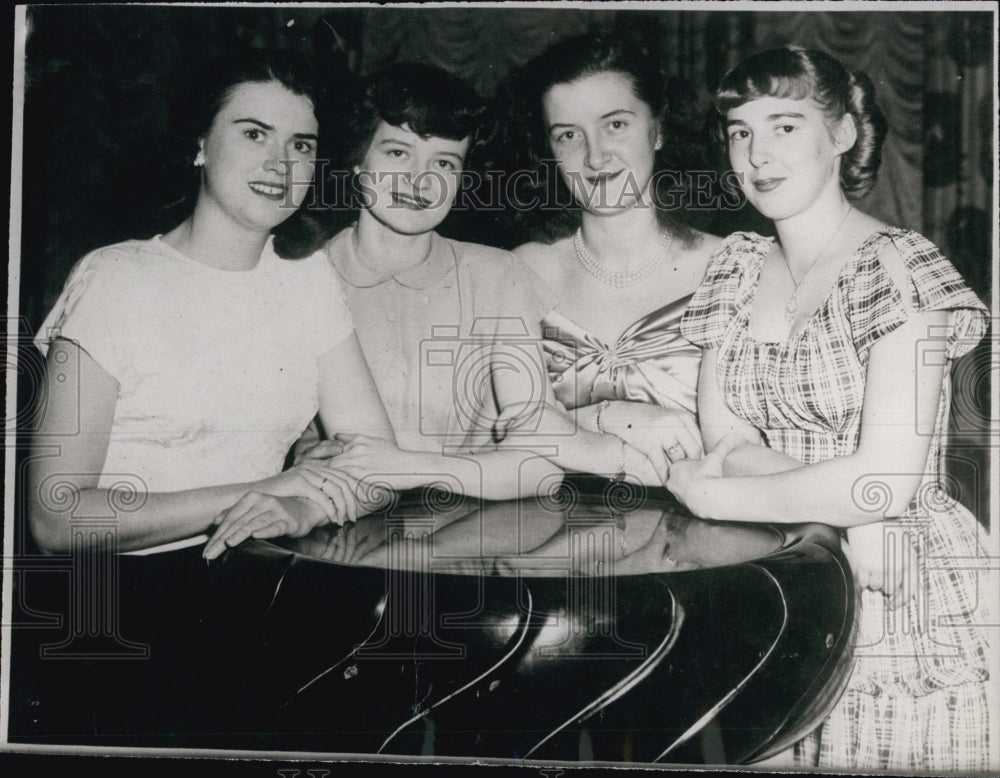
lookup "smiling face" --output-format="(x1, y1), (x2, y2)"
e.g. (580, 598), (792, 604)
(354, 121), (469, 236)
(197, 80), (318, 233)
(542, 70), (661, 215)
(725, 95), (853, 222)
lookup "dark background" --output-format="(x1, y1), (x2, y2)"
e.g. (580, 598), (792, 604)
(10, 5), (995, 525)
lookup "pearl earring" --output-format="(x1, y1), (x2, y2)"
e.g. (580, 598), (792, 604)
(193, 149), (206, 167)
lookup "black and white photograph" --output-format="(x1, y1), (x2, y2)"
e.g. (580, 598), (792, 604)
(3, 3), (998, 776)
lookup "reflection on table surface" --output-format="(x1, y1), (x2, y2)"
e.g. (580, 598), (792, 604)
(275, 477), (838, 577)
(214, 477), (854, 765)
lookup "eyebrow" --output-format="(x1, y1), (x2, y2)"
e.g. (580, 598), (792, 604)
(548, 108), (636, 132)
(234, 118), (318, 141)
(726, 112), (807, 127)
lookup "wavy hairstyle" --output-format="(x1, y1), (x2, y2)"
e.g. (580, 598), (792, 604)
(274, 63), (486, 258)
(483, 31), (707, 246)
(162, 48), (324, 225)
(713, 47), (888, 200)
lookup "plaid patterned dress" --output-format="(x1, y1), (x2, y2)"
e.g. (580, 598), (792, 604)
(681, 228), (993, 770)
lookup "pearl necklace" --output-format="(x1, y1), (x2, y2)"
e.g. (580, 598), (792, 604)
(573, 227), (674, 289)
(782, 205), (853, 325)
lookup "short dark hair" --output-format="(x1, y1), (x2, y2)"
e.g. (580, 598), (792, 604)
(275, 63), (485, 258)
(338, 62), (485, 171)
(713, 47), (888, 200)
(485, 30), (705, 245)
(163, 48), (323, 224)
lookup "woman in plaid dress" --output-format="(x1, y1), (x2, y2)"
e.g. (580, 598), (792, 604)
(671, 48), (992, 770)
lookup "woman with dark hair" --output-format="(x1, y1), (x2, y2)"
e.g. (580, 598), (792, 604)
(30, 48), (395, 557)
(670, 47), (991, 769)
(205, 63), (670, 554)
(495, 32), (722, 480)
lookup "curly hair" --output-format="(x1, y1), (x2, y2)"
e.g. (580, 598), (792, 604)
(481, 31), (707, 246)
(274, 62), (486, 258)
(713, 47), (888, 200)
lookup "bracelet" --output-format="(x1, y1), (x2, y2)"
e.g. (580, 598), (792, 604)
(595, 400), (611, 434)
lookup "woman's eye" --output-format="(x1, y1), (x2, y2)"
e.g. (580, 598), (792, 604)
(244, 128), (264, 141)
(435, 159), (456, 171)
(608, 120), (627, 131)
(777, 125), (796, 134)
(728, 130), (749, 144)
(292, 140), (315, 154)
(387, 149), (406, 158)
(554, 130), (576, 144)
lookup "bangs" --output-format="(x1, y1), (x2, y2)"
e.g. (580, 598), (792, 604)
(380, 101), (476, 143)
(713, 47), (826, 115)
(715, 71), (815, 114)
(371, 64), (483, 145)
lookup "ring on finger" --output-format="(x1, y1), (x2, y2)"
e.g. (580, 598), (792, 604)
(665, 444), (685, 463)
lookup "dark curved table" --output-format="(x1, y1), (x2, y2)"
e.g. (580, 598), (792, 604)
(209, 477), (857, 765)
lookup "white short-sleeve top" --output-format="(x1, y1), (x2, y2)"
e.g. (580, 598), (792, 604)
(35, 236), (354, 494)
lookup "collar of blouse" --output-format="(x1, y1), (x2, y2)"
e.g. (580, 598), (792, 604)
(327, 226), (456, 290)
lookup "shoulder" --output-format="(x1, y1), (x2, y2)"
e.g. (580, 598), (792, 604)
(449, 237), (538, 288)
(512, 236), (573, 287)
(80, 237), (167, 271)
(61, 237), (170, 295)
(860, 226), (985, 314)
(448, 236), (516, 266)
(700, 230), (770, 280)
(677, 229), (725, 273)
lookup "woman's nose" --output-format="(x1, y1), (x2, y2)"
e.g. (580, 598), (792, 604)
(585, 136), (611, 170)
(747, 137), (769, 168)
(263, 147), (288, 175)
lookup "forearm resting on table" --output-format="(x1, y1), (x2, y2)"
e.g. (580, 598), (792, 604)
(419, 449), (564, 502)
(495, 416), (659, 485)
(28, 478), (268, 554)
(706, 452), (922, 527)
(722, 440), (804, 477)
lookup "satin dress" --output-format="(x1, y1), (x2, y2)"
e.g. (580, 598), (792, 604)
(540, 295), (700, 413)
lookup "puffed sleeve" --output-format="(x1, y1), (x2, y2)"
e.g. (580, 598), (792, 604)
(34, 245), (135, 381)
(848, 230), (988, 360)
(680, 232), (761, 348)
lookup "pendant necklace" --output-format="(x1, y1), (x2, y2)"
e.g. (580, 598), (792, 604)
(573, 227), (674, 289)
(782, 205), (853, 326)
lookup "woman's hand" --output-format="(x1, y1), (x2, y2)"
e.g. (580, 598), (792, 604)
(258, 463), (361, 523)
(843, 522), (918, 609)
(327, 433), (434, 493)
(293, 438), (345, 465)
(601, 402), (703, 482)
(666, 434), (743, 518)
(203, 493), (331, 560)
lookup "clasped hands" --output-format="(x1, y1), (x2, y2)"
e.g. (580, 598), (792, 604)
(203, 433), (404, 560)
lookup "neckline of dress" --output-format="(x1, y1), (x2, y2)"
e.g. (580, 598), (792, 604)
(741, 227), (906, 347)
(328, 226), (456, 290)
(151, 234), (275, 276)
(543, 292), (694, 348)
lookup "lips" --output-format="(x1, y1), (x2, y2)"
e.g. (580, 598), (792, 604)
(391, 191), (433, 209)
(752, 177), (784, 192)
(585, 170), (624, 185)
(248, 181), (287, 199)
